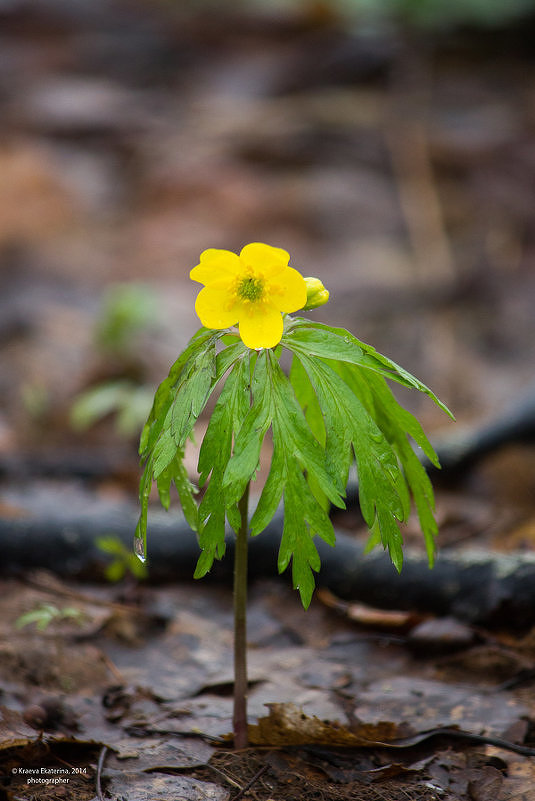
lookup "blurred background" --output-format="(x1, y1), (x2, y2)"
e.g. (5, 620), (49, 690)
(1, 0), (534, 545)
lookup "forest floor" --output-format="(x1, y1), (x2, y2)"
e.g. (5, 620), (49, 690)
(1, 2), (535, 799)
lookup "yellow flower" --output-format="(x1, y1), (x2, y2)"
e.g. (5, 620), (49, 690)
(190, 243), (307, 349)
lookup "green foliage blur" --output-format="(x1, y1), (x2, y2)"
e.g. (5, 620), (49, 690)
(96, 535), (148, 582)
(336, 0), (535, 28)
(95, 283), (158, 357)
(225, 0), (535, 29)
(70, 283), (158, 438)
(15, 604), (85, 631)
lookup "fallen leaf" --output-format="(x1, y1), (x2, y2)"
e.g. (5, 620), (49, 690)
(467, 765), (504, 801)
(0, 706), (37, 750)
(248, 703), (403, 747)
(318, 588), (425, 631)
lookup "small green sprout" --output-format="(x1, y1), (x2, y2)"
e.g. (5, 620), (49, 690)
(136, 243), (454, 748)
(69, 283), (159, 437)
(96, 535), (148, 582)
(71, 381), (154, 437)
(15, 604), (85, 632)
(95, 283), (158, 355)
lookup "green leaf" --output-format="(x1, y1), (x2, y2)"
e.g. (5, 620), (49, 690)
(289, 354), (325, 447)
(337, 363), (440, 564)
(136, 327), (235, 564)
(283, 319), (454, 419)
(156, 452), (199, 531)
(278, 472), (323, 609)
(195, 355), (250, 575)
(247, 351), (340, 608)
(289, 354), (330, 512)
(105, 561), (126, 583)
(290, 351), (409, 567)
(139, 328), (217, 458)
(141, 331), (220, 514)
(170, 343), (216, 448)
(135, 456), (153, 561)
(95, 535), (126, 556)
(249, 439), (285, 535)
(268, 352), (345, 509)
(70, 381), (132, 430)
(222, 352), (274, 507)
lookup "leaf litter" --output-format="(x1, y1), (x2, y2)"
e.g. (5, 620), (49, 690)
(2, 574), (535, 800)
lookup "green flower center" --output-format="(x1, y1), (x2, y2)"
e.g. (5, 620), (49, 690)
(237, 275), (264, 302)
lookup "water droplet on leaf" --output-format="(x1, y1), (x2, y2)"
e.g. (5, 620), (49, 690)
(134, 536), (146, 563)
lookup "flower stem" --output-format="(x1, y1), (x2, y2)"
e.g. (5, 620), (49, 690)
(233, 481), (250, 749)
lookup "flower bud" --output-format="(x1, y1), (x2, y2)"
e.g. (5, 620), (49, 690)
(303, 277), (329, 310)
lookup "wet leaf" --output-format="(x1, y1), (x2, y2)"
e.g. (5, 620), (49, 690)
(318, 588), (426, 631)
(106, 771), (229, 800)
(248, 703), (403, 747)
(0, 706), (37, 750)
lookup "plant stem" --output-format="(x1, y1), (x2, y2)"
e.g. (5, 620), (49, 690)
(233, 481), (250, 749)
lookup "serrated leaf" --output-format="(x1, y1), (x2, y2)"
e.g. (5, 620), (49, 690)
(337, 363), (440, 564)
(194, 547), (215, 579)
(249, 440), (285, 535)
(279, 476), (321, 610)
(140, 328), (218, 458)
(283, 319), (454, 419)
(289, 354), (331, 512)
(289, 355), (325, 447)
(222, 352), (273, 506)
(246, 353), (340, 609)
(292, 351), (408, 567)
(195, 355), (251, 575)
(170, 343), (216, 447)
(152, 422), (178, 479)
(157, 452), (198, 531)
(173, 459), (199, 532)
(268, 352), (344, 509)
(135, 456), (153, 560)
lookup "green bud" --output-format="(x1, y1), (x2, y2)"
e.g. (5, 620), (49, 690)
(303, 277), (329, 310)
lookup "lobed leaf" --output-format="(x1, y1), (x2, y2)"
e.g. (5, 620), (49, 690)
(283, 319), (454, 420)
(338, 363), (440, 564)
(195, 355), (251, 575)
(292, 351), (409, 567)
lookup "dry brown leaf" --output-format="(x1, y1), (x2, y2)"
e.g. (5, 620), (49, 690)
(317, 588), (425, 631)
(0, 706), (37, 751)
(248, 703), (402, 747)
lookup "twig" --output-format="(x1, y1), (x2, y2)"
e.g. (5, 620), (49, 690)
(98, 650), (126, 684)
(96, 745), (108, 801)
(21, 573), (141, 614)
(207, 764), (243, 790)
(232, 764), (269, 801)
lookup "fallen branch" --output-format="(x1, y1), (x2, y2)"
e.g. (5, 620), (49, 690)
(2, 495), (535, 628)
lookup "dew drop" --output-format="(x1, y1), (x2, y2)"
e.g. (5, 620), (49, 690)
(133, 536), (146, 563)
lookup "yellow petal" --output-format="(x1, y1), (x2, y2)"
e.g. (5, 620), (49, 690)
(190, 248), (241, 285)
(195, 284), (238, 329)
(239, 243), (289, 277)
(268, 266), (307, 313)
(238, 303), (283, 349)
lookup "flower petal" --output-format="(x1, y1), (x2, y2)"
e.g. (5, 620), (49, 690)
(238, 302), (283, 349)
(239, 243), (289, 277)
(195, 284), (238, 329)
(268, 266), (307, 313)
(190, 248), (241, 285)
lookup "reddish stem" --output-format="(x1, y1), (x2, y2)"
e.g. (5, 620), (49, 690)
(233, 482), (249, 749)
